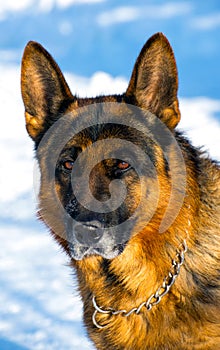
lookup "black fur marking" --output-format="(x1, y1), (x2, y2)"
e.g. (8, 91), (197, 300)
(101, 259), (121, 288)
(192, 271), (218, 305)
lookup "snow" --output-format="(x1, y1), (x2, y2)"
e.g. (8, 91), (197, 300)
(0, 61), (219, 350)
(179, 97), (220, 160)
(0, 225), (93, 350)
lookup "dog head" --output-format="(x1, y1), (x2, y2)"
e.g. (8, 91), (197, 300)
(21, 33), (184, 260)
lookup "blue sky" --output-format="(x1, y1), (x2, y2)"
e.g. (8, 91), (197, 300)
(1, 0), (220, 100)
(0, 1), (220, 349)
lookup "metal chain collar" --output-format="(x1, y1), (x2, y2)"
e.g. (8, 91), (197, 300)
(92, 234), (189, 329)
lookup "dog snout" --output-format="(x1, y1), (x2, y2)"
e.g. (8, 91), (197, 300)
(74, 220), (104, 246)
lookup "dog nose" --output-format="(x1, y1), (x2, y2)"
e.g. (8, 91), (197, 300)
(74, 220), (104, 246)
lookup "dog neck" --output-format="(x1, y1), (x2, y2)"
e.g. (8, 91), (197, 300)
(73, 212), (191, 331)
(92, 238), (188, 329)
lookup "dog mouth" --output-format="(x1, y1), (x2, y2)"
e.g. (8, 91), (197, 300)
(68, 242), (127, 260)
(67, 222), (128, 260)
(65, 218), (134, 260)
(73, 221), (105, 246)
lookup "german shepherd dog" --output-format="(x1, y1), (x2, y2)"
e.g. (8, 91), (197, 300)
(21, 33), (220, 349)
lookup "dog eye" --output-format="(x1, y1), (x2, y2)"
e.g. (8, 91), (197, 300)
(116, 161), (131, 173)
(63, 160), (74, 171)
(117, 161), (130, 170)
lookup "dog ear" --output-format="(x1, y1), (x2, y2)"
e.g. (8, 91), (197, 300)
(21, 41), (74, 142)
(126, 33), (180, 129)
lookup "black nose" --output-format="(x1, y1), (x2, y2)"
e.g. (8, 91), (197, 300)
(74, 220), (104, 246)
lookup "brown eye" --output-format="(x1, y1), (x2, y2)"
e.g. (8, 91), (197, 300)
(63, 160), (74, 171)
(117, 161), (130, 171)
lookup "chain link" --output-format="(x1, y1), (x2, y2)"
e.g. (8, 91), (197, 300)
(92, 239), (188, 329)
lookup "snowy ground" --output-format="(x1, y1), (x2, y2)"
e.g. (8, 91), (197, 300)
(0, 64), (220, 350)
